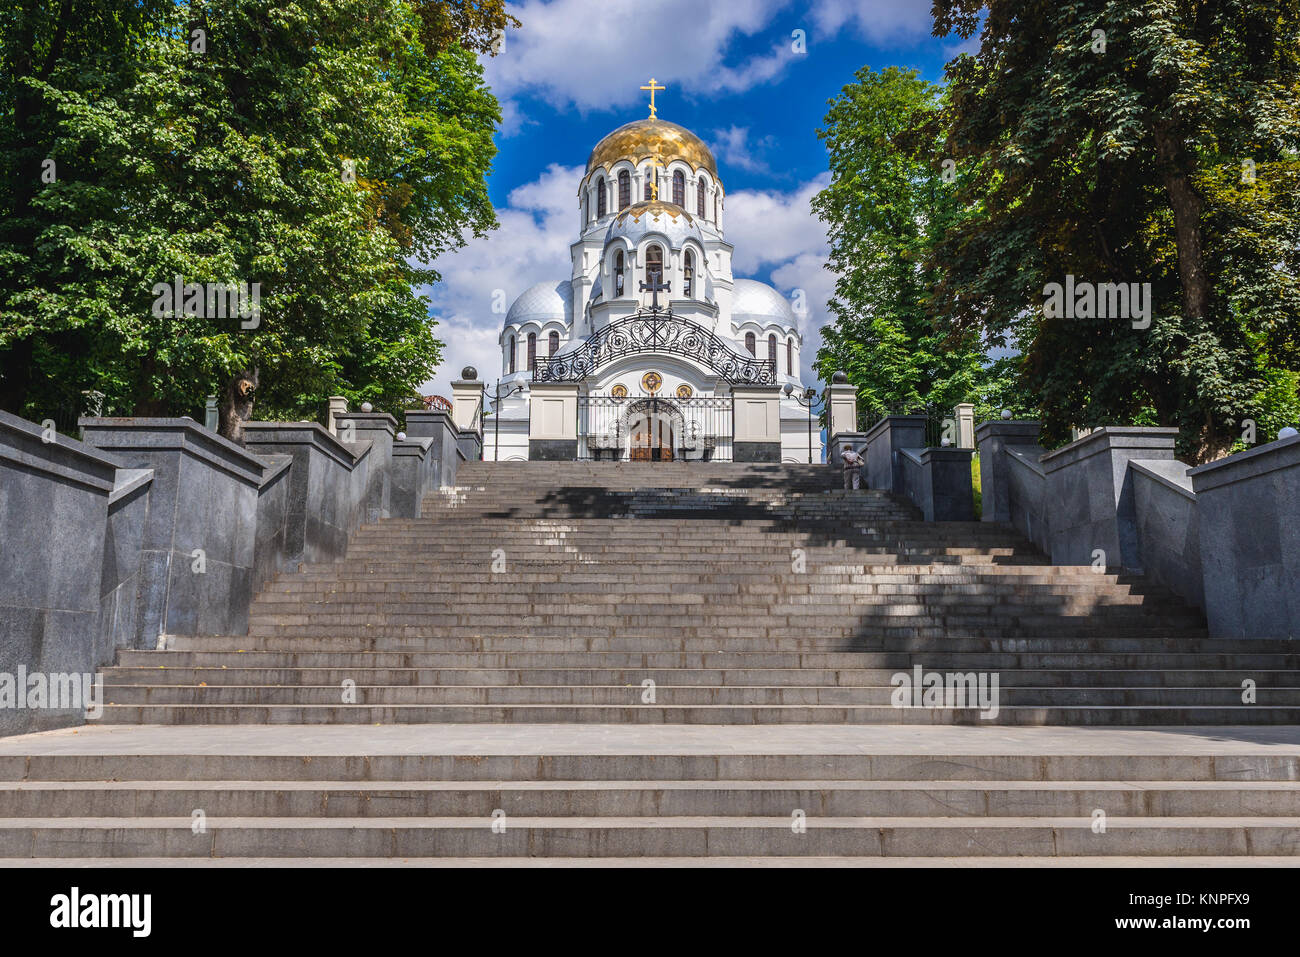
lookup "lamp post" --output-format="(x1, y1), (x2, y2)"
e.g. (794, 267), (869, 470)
(784, 382), (823, 464)
(491, 378), (525, 462)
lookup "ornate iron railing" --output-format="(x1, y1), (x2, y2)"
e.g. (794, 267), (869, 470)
(578, 393), (734, 462)
(534, 311), (776, 385)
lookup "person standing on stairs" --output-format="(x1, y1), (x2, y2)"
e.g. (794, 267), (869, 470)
(841, 446), (863, 490)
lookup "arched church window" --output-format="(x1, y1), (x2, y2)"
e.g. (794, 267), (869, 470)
(508, 335), (516, 374)
(527, 332), (537, 373)
(614, 250), (625, 296)
(672, 170), (684, 207)
(645, 245), (664, 287)
(618, 170), (630, 210)
(697, 179), (706, 217)
(549, 331), (559, 355)
(597, 178), (607, 218)
(745, 332), (756, 356)
(768, 334), (777, 368)
(684, 250), (694, 298)
(787, 337), (794, 376)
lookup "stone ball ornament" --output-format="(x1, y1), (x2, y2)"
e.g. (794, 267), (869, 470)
(832, 370), (848, 384)
(462, 366), (478, 381)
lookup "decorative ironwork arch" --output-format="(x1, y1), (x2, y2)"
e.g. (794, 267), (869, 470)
(534, 311), (775, 384)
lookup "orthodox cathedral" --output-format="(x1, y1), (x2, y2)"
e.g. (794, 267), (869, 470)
(487, 85), (816, 462)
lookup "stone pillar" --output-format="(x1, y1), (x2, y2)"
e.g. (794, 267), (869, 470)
(1039, 426), (1178, 569)
(335, 412), (396, 523)
(451, 368), (484, 437)
(918, 447), (976, 521)
(326, 396), (348, 435)
(204, 396), (219, 432)
(528, 382), (579, 460)
(405, 409), (465, 487)
(954, 403), (975, 449)
(826, 376), (858, 440)
(731, 385), (782, 462)
(975, 419), (1043, 524)
(1190, 431), (1300, 638)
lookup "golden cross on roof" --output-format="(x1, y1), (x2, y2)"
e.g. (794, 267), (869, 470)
(640, 77), (665, 119)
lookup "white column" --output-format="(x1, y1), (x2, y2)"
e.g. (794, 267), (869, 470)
(827, 381), (858, 438)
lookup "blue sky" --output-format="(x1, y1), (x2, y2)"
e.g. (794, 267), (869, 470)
(419, 0), (976, 398)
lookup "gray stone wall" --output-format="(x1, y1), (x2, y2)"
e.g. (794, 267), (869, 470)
(1005, 448), (1051, 556)
(405, 410), (470, 489)
(981, 421), (1299, 639)
(0, 408), (449, 735)
(1191, 433), (1299, 638)
(1040, 428), (1178, 568)
(974, 420), (1042, 524)
(242, 423), (369, 568)
(1131, 460), (1203, 611)
(0, 412), (134, 734)
(856, 417), (973, 521)
(80, 418), (265, 643)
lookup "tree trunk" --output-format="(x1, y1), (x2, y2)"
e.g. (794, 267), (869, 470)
(1154, 123), (1224, 464)
(1153, 124), (1212, 323)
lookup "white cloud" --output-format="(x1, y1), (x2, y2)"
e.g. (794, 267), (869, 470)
(726, 173), (830, 275)
(724, 173), (835, 385)
(417, 164), (580, 399)
(484, 1), (938, 128)
(487, 0), (801, 117)
(809, 0), (934, 43)
(709, 126), (776, 174)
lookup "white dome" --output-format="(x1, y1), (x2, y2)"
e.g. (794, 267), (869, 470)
(732, 279), (796, 327)
(506, 280), (572, 326)
(605, 200), (705, 252)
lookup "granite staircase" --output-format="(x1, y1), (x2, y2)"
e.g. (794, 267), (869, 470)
(3, 460), (1297, 864)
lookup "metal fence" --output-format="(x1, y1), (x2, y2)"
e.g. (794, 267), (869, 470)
(578, 394), (734, 462)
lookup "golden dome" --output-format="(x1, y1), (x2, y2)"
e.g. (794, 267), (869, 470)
(587, 119), (719, 183)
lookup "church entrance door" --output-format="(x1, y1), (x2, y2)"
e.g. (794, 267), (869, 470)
(627, 398), (678, 461)
(629, 413), (674, 461)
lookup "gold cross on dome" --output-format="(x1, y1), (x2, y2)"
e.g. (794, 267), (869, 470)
(647, 155), (663, 199)
(640, 77), (665, 118)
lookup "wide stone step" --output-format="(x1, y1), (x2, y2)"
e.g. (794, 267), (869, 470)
(102, 666), (1300, 688)
(4, 780), (1298, 818)
(4, 815), (1298, 857)
(121, 650), (1292, 669)
(91, 703), (1300, 725)
(95, 684), (1300, 707)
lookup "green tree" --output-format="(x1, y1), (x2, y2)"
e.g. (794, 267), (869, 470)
(0, 0), (509, 438)
(812, 66), (992, 428)
(931, 0), (1300, 461)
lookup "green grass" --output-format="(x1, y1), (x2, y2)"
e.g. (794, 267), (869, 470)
(971, 451), (982, 519)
